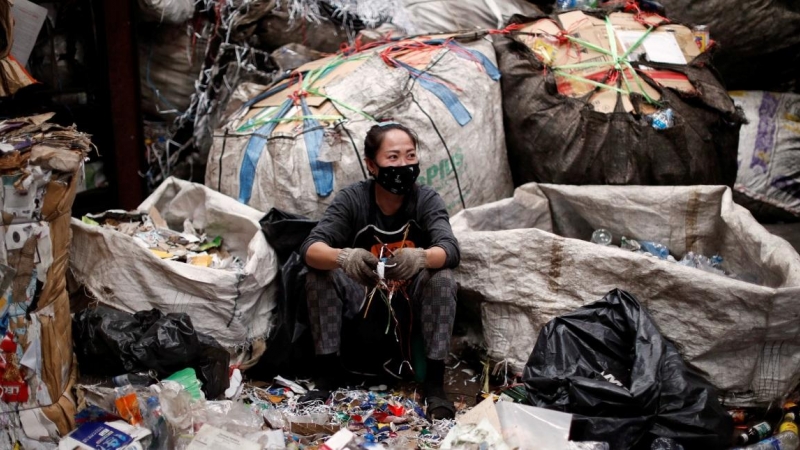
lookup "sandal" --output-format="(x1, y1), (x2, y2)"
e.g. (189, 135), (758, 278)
(426, 393), (456, 421)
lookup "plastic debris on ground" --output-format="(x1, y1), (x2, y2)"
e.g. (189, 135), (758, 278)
(68, 367), (482, 449)
(243, 382), (459, 449)
(80, 209), (243, 271)
(589, 228), (747, 280)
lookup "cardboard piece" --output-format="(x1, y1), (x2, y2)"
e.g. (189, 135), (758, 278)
(457, 396), (502, 434)
(58, 420), (151, 450)
(0, 56), (36, 97)
(527, 11), (700, 108)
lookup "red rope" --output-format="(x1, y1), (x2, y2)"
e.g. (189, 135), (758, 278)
(286, 72), (308, 106)
(488, 22), (528, 35)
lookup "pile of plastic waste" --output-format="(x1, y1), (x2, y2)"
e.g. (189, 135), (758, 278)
(81, 210), (244, 270)
(726, 400), (800, 450)
(244, 382), (457, 449)
(65, 369), (460, 450)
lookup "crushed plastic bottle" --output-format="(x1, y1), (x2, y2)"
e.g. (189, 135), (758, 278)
(114, 384), (143, 426)
(591, 229), (613, 246)
(621, 236), (641, 252)
(145, 396), (170, 450)
(639, 241), (670, 259)
(737, 431), (799, 450)
(112, 371), (156, 387)
(556, 0), (597, 10)
(646, 108), (674, 130)
(678, 252), (726, 276)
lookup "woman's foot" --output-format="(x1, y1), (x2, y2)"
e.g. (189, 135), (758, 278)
(424, 358), (455, 420)
(425, 386), (455, 420)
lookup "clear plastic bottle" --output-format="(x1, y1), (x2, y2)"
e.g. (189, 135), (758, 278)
(739, 431), (799, 450)
(557, 0), (597, 9)
(591, 229), (612, 246)
(556, 0), (575, 10)
(145, 396), (170, 450)
(639, 241), (670, 259)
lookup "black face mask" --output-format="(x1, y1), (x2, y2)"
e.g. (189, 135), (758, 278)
(372, 163), (420, 195)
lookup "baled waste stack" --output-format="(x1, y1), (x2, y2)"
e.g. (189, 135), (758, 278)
(525, 0), (800, 91)
(206, 32), (513, 219)
(656, 0), (800, 91)
(0, 113), (90, 441)
(731, 91), (800, 221)
(401, 0), (542, 33)
(452, 183), (800, 406)
(69, 177), (279, 369)
(494, 8), (743, 187)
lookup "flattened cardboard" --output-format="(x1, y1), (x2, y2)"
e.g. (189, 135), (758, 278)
(641, 67), (697, 94)
(542, 11), (696, 102)
(521, 19), (561, 35)
(0, 56), (36, 97)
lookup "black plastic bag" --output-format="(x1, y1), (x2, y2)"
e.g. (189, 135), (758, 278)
(523, 289), (732, 449)
(250, 209), (318, 379)
(259, 208), (318, 263)
(73, 306), (230, 399)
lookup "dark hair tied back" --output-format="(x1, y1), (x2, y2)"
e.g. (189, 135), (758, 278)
(363, 122), (418, 160)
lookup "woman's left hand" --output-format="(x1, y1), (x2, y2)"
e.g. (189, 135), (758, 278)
(385, 248), (427, 280)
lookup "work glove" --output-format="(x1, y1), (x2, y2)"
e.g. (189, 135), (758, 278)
(385, 248), (427, 281)
(337, 248), (379, 286)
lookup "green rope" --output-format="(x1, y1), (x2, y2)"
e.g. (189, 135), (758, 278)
(235, 54), (377, 132)
(552, 69), (628, 94)
(551, 16), (662, 106)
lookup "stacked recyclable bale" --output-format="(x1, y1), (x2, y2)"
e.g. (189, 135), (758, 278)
(0, 114), (90, 442)
(730, 91), (800, 222)
(206, 32), (513, 218)
(493, 7), (744, 187)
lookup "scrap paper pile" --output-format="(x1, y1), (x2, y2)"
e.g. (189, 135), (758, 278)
(0, 112), (90, 435)
(81, 210), (244, 271)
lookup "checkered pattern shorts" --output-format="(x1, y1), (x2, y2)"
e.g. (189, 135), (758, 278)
(305, 268), (457, 360)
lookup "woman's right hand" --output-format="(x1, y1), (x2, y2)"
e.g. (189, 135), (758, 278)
(336, 248), (379, 286)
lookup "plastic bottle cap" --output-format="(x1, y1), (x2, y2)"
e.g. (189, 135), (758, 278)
(780, 422), (799, 435)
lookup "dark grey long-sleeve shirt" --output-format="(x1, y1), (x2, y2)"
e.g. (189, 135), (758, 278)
(300, 180), (460, 268)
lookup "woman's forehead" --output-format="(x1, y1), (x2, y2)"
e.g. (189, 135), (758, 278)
(380, 129), (415, 149)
